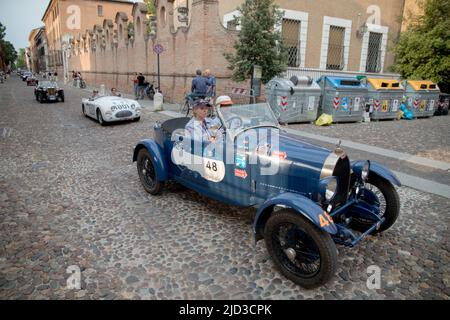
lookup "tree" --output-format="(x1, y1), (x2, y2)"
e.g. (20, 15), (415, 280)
(1, 40), (17, 66)
(0, 22), (18, 68)
(224, 0), (288, 83)
(0, 22), (6, 41)
(392, 0), (450, 92)
(143, 0), (157, 35)
(15, 48), (26, 70)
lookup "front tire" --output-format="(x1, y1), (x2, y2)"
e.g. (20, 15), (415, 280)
(137, 148), (164, 195)
(180, 101), (190, 116)
(133, 116), (141, 122)
(97, 109), (106, 126)
(350, 175), (400, 233)
(264, 209), (337, 289)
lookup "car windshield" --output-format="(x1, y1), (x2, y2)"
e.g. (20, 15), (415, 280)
(40, 81), (57, 87)
(217, 102), (279, 133)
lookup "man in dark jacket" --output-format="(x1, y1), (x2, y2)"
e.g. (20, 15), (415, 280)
(137, 73), (146, 100)
(188, 69), (207, 103)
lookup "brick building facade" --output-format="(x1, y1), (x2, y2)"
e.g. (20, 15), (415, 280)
(65, 0), (416, 103)
(42, 0), (134, 75)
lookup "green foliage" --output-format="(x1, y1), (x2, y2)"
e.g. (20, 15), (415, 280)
(392, 0), (450, 92)
(128, 22), (134, 39)
(224, 0), (288, 83)
(15, 48), (26, 69)
(1, 41), (17, 66)
(0, 22), (18, 68)
(143, 0), (157, 35)
(0, 22), (6, 41)
(144, 0), (157, 15)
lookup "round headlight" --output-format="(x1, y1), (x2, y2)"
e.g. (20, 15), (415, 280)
(361, 161), (370, 181)
(325, 177), (338, 201)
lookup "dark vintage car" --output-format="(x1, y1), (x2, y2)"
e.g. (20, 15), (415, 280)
(133, 102), (401, 288)
(34, 81), (65, 103)
(27, 76), (38, 86)
(21, 71), (33, 81)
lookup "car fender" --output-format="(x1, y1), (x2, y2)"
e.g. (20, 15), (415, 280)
(352, 160), (401, 187)
(253, 192), (338, 242)
(133, 139), (168, 182)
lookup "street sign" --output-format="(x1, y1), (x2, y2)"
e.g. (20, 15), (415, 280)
(153, 44), (164, 55)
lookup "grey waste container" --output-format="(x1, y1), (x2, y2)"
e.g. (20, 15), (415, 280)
(265, 76), (320, 123)
(403, 80), (440, 118)
(366, 78), (404, 120)
(317, 76), (367, 122)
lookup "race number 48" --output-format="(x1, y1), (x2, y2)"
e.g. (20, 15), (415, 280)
(205, 161), (217, 172)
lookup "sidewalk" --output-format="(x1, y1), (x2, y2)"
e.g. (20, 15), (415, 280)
(62, 79), (181, 113)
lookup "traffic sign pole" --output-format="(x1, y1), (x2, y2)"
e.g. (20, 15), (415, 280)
(153, 44), (164, 92)
(157, 53), (160, 91)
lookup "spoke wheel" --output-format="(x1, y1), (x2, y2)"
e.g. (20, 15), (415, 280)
(180, 101), (190, 116)
(264, 209), (337, 289)
(350, 175), (400, 233)
(137, 149), (164, 195)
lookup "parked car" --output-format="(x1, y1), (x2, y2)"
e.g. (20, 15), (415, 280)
(34, 81), (64, 103)
(133, 102), (401, 288)
(26, 76), (38, 86)
(81, 95), (141, 125)
(21, 71), (33, 81)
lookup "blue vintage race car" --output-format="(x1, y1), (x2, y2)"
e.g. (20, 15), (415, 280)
(133, 102), (400, 288)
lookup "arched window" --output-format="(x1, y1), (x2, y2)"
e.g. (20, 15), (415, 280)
(136, 16), (141, 36)
(160, 6), (166, 27)
(119, 24), (123, 41)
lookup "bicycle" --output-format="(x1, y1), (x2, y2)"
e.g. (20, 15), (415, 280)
(180, 93), (214, 116)
(144, 82), (159, 100)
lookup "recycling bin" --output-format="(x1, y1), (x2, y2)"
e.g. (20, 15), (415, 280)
(366, 78), (404, 120)
(265, 76), (320, 123)
(403, 80), (440, 118)
(316, 76), (367, 122)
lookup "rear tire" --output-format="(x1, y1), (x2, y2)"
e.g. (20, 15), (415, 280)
(264, 209), (337, 289)
(137, 148), (164, 195)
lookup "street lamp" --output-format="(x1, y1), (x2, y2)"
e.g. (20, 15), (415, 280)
(177, 6), (189, 25)
(357, 22), (369, 38)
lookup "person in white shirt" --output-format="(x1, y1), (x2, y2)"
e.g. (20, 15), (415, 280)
(185, 99), (222, 143)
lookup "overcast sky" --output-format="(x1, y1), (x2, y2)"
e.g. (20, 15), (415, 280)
(0, 0), (142, 51)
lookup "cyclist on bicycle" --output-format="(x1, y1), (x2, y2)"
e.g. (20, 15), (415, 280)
(187, 69), (208, 104)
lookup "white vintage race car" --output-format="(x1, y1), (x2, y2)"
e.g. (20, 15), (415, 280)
(81, 95), (141, 125)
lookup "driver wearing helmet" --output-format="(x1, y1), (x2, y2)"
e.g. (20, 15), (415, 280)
(214, 95), (233, 108)
(185, 99), (223, 143)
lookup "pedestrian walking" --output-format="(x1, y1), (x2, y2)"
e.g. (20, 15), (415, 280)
(133, 72), (139, 99)
(137, 73), (145, 100)
(204, 69), (216, 97)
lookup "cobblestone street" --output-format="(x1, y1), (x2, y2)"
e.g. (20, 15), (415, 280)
(1, 76), (449, 300)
